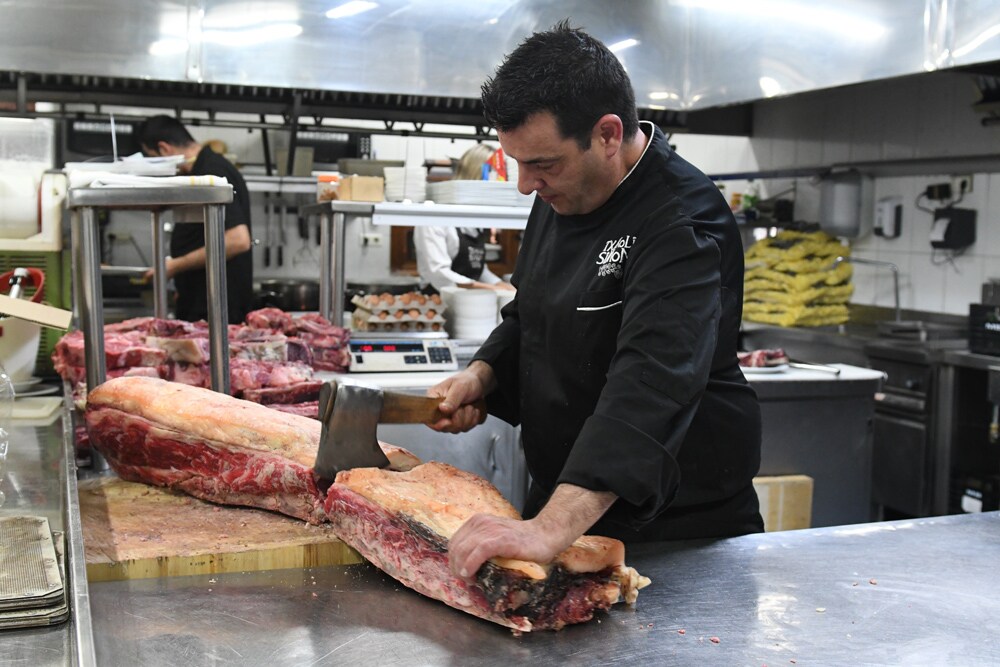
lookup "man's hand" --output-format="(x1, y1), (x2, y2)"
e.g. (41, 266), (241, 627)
(448, 514), (565, 578)
(143, 257), (179, 283)
(428, 360), (496, 433)
(448, 484), (618, 580)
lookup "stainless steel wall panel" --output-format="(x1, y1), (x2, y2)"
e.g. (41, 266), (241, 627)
(0, 0), (190, 83)
(1, 0), (998, 113)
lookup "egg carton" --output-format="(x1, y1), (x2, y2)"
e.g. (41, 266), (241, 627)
(352, 309), (446, 333)
(351, 291), (445, 315)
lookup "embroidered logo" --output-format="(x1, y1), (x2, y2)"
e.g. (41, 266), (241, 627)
(596, 235), (635, 278)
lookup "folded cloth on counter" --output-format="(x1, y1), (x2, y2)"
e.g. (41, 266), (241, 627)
(67, 172), (230, 189)
(743, 230), (852, 327)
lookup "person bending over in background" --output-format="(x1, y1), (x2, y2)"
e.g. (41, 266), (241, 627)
(430, 21), (764, 579)
(137, 115), (254, 323)
(414, 144), (514, 292)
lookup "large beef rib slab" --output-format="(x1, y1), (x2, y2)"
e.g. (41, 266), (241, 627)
(86, 377), (418, 523)
(324, 462), (650, 632)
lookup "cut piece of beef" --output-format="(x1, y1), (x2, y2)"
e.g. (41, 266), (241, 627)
(242, 381), (323, 405)
(146, 333), (288, 365)
(324, 462), (650, 632)
(246, 307), (297, 334)
(266, 401), (319, 419)
(85, 377), (419, 523)
(738, 348), (789, 368)
(285, 337), (314, 366)
(54, 330), (168, 370)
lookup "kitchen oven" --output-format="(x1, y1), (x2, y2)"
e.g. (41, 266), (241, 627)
(864, 337), (967, 518)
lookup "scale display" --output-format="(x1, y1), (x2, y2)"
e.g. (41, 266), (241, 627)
(348, 339), (457, 373)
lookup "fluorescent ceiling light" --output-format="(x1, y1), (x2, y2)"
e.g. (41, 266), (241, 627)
(952, 23), (1000, 59)
(608, 38), (639, 53)
(326, 1), (378, 19)
(204, 23), (303, 47)
(674, 0), (886, 41)
(758, 76), (782, 98)
(648, 91), (678, 101)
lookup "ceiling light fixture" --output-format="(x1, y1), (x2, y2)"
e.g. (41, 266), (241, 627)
(607, 38), (639, 53)
(326, 1), (378, 20)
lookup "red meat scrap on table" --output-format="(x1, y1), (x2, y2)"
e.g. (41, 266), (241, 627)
(737, 348), (789, 367)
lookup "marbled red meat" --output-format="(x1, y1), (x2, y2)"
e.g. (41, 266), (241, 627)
(85, 377), (418, 522)
(738, 348), (789, 367)
(324, 462), (650, 632)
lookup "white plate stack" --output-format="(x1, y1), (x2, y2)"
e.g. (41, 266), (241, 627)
(496, 289), (516, 324)
(384, 167), (426, 202)
(440, 287), (498, 341)
(427, 180), (530, 207)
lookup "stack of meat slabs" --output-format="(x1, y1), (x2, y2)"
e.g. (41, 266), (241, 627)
(350, 291), (446, 333)
(0, 516), (68, 629)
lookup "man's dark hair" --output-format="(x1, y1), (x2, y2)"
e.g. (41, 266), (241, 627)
(134, 115), (196, 151)
(481, 20), (640, 150)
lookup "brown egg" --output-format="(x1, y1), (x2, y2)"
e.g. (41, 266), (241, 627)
(408, 308), (420, 319)
(377, 311), (388, 320)
(425, 310), (437, 319)
(416, 294), (427, 306)
(430, 294), (442, 305)
(394, 310), (405, 319)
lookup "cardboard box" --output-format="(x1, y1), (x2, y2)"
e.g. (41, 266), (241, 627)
(337, 175), (384, 202)
(753, 474), (813, 532)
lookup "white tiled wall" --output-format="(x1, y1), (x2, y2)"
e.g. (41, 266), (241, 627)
(742, 71), (1000, 315)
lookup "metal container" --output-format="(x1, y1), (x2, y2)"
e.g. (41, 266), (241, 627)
(256, 279), (320, 312)
(819, 170), (873, 239)
(982, 278), (1000, 306)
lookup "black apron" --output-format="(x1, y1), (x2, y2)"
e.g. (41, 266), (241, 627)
(451, 228), (489, 281)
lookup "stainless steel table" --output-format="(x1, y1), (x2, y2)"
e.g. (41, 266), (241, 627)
(88, 512), (1000, 666)
(67, 186), (234, 396)
(1, 411), (95, 666)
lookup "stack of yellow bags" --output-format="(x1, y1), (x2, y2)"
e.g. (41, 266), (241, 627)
(742, 230), (853, 327)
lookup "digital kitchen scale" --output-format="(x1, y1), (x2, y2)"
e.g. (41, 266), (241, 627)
(348, 339), (458, 373)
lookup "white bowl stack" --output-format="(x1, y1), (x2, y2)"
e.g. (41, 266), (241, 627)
(441, 287), (498, 341)
(383, 167), (426, 202)
(496, 289), (516, 324)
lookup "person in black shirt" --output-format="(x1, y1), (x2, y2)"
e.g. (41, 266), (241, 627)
(429, 21), (764, 579)
(136, 115), (254, 323)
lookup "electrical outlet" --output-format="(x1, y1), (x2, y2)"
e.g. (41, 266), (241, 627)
(952, 174), (974, 197)
(360, 232), (383, 247)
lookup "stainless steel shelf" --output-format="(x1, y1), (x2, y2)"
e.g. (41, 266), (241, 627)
(299, 201), (530, 327)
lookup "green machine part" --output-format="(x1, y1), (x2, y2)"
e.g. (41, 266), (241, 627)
(0, 250), (72, 376)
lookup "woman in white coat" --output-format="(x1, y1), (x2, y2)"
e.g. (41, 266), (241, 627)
(414, 144), (515, 292)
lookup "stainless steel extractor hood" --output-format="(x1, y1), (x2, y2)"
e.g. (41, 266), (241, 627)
(1, 0), (999, 132)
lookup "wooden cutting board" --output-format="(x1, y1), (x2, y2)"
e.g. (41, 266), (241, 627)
(79, 477), (362, 582)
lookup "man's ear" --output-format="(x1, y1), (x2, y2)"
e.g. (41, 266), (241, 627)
(593, 114), (624, 157)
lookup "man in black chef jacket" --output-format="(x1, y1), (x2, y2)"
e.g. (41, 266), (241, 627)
(136, 115), (254, 323)
(429, 21), (764, 578)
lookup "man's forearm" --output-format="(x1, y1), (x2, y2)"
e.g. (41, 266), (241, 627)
(169, 224), (252, 277)
(529, 484), (617, 554)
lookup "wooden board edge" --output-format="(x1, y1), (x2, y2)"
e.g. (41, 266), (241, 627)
(86, 540), (364, 582)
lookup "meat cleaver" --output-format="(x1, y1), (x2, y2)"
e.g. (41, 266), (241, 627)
(315, 380), (487, 482)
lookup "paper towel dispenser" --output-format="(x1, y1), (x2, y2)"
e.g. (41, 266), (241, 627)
(819, 170), (873, 239)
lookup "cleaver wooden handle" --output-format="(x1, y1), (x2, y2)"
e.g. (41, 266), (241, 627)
(380, 392), (488, 425)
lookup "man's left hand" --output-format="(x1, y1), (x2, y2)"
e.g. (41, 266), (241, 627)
(448, 514), (566, 579)
(143, 257), (178, 283)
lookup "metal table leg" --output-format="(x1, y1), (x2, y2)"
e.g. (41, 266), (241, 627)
(71, 206), (109, 471)
(318, 210), (346, 327)
(150, 211), (168, 319)
(203, 203), (230, 394)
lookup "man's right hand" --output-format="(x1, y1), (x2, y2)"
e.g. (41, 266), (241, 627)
(428, 360), (496, 433)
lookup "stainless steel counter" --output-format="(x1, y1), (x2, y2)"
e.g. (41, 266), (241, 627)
(1, 412), (95, 666)
(87, 512), (1000, 666)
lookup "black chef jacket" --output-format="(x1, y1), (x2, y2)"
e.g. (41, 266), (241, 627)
(473, 122), (763, 542)
(170, 147), (254, 323)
